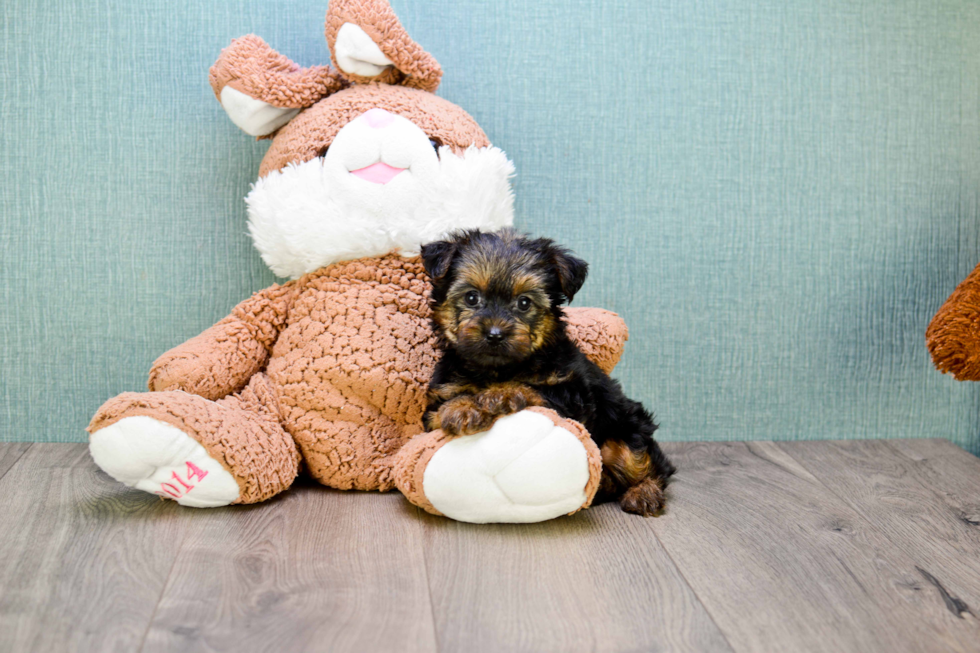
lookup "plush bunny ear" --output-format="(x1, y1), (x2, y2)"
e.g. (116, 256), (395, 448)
(209, 35), (347, 137)
(326, 0), (443, 92)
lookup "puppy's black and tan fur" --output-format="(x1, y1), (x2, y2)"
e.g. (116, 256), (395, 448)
(421, 229), (674, 516)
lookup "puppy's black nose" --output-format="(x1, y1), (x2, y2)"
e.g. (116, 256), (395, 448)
(486, 327), (506, 345)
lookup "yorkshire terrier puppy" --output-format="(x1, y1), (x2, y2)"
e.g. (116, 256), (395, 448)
(420, 229), (675, 516)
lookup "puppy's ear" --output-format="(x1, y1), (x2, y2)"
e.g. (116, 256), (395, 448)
(528, 238), (589, 303)
(554, 250), (589, 303)
(421, 239), (459, 286)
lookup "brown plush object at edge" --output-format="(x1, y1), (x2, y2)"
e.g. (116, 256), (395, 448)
(927, 261), (980, 381)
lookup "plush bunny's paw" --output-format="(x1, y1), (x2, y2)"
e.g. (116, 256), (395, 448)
(89, 416), (240, 508)
(418, 408), (600, 523)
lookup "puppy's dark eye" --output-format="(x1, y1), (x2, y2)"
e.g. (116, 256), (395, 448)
(464, 290), (481, 307)
(517, 296), (532, 311)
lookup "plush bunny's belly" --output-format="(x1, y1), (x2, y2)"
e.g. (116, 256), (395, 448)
(265, 255), (439, 490)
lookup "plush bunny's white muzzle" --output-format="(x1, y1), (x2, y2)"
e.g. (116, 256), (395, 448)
(245, 110), (516, 279)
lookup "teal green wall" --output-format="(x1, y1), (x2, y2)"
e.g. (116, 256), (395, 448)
(3, 1), (979, 452)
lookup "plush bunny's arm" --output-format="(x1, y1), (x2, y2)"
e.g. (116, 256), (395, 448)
(927, 262), (980, 381)
(564, 307), (629, 374)
(148, 282), (297, 399)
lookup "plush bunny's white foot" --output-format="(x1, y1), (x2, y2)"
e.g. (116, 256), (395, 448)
(422, 410), (593, 523)
(89, 416), (240, 508)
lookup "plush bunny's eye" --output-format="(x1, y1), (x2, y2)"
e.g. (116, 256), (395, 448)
(429, 137), (442, 159)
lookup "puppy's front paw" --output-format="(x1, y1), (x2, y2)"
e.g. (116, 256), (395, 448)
(438, 397), (496, 436)
(475, 384), (543, 417)
(619, 478), (666, 517)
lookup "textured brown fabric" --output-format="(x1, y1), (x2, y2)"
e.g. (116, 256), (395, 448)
(120, 254), (625, 495)
(208, 34), (348, 109)
(564, 307), (630, 375)
(148, 282), (298, 399)
(390, 428), (450, 516)
(391, 406), (603, 517)
(325, 0), (443, 92)
(269, 256), (435, 490)
(88, 374), (301, 504)
(927, 261), (980, 381)
(257, 84), (490, 177)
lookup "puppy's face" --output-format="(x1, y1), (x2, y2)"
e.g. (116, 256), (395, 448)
(422, 230), (588, 367)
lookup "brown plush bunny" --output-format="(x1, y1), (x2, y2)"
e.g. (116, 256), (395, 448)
(87, 0), (629, 523)
(927, 263), (980, 380)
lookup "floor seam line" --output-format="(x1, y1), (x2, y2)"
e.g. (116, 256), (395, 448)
(0, 443), (33, 484)
(773, 441), (901, 534)
(774, 440), (943, 533)
(416, 505), (441, 653)
(880, 439), (980, 510)
(136, 512), (194, 653)
(771, 440), (980, 631)
(773, 440), (976, 592)
(643, 507), (740, 652)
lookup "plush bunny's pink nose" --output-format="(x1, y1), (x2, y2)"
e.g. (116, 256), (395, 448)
(362, 108), (396, 129)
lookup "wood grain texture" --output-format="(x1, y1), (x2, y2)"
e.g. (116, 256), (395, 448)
(0, 443), (186, 653)
(0, 442), (31, 481)
(650, 441), (980, 653)
(886, 438), (980, 517)
(780, 439), (980, 621)
(5, 441), (980, 653)
(419, 502), (733, 653)
(142, 481), (438, 653)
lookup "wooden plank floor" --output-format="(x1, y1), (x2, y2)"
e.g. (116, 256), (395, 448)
(1, 440), (979, 653)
